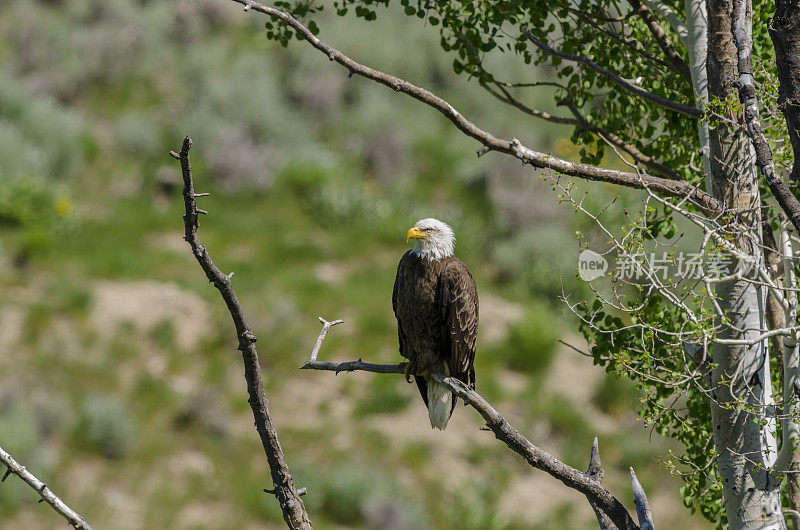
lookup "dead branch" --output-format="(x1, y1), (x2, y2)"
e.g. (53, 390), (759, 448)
(171, 136), (311, 530)
(0, 444), (92, 530)
(585, 438), (617, 529)
(630, 468), (655, 530)
(301, 318), (641, 530)
(226, 0), (724, 219)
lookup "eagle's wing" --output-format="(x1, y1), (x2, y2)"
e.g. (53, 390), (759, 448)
(392, 253), (407, 360)
(438, 259), (479, 389)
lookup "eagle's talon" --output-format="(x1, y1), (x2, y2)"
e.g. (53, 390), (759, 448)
(400, 362), (413, 383)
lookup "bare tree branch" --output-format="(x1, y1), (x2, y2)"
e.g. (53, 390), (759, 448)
(480, 81), (578, 126)
(0, 444), (92, 530)
(731, 0), (800, 234)
(585, 438), (618, 529)
(566, 8), (636, 23)
(521, 27), (700, 118)
(630, 468), (655, 530)
(300, 318), (641, 530)
(226, 0), (724, 219)
(171, 136), (311, 530)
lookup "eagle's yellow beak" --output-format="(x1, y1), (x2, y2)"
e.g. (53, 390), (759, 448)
(406, 226), (429, 242)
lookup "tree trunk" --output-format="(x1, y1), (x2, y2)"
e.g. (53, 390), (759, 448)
(770, 0), (800, 182)
(685, 0), (712, 191)
(707, 0), (785, 527)
(771, 0), (800, 518)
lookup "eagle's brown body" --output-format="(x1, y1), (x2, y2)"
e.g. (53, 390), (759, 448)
(392, 250), (479, 426)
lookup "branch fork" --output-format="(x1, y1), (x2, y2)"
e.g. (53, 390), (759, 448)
(301, 317), (653, 529)
(173, 136), (311, 529)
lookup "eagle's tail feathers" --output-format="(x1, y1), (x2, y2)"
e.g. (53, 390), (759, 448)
(427, 379), (452, 430)
(427, 366), (453, 430)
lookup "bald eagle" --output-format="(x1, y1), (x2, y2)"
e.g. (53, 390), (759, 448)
(392, 218), (479, 430)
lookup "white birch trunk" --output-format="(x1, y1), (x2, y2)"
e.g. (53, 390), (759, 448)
(684, 0), (712, 192)
(705, 0), (784, 525)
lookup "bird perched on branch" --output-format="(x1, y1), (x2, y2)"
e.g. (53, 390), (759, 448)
(392, 218), (479, 430)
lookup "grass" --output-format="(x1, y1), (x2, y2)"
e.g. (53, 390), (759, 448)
(319, 463), (388, 525)
(443, 480), (511, 530)
(487, 302), (560, 375)
(353, 377), (412, 417)
(72, 396), (136, 460)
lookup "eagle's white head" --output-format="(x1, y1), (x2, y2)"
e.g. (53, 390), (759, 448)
(406, 218), (455, 261)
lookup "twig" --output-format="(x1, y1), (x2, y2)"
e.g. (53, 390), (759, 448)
(173, 136), (311, 530)
(226, 0), (725, 219)
(302, 359), (406, 374)
(0, 444), (93, 530)
(299, 318), (639, 530)
(585, 438), (617, 529)
(308, 317), (343, 362)
(631, 468), (655, 529)
(559, 339), (594, 357)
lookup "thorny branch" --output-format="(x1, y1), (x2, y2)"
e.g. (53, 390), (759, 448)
(0, 444), (92, 530)
(171, 136), (311, 530)
(301, 318), (645, 530)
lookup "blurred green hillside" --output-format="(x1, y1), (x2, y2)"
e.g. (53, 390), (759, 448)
(0, 0), (707, 528)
